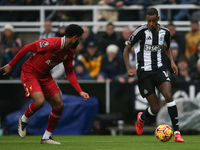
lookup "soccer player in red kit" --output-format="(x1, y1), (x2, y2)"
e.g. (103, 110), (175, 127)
(0, 24), (90, 144)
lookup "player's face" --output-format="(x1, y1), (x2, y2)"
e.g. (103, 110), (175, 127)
(146, 14), (159, 33)
(70, 36), (82, 49)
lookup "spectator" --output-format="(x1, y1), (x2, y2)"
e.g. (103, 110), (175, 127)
(188, 40), (200, 73)
(0, 24), (22, 61)
(74, 60), (94, 80)
(161, 0), (189, 21)
(185, 19), (200, 59)
(98, 0), (118, 22)
(1, 40), (24, 80)
(166, 22), (186, 56)
(108, 0), (140, 21)
(118, 27), (132, 56)
(81, 41), (103, 79)
(172, 56), (192, 83)
(55, 23), (66, 37)
(97, 44), (125, 81)
(116, 61), (137, 83)
(38, 20), (56, 40)
(193, 58), (200, 81)
(0, 0), (20, 21)
(99, 23), (120, 55)
(81, 26), (99, 54)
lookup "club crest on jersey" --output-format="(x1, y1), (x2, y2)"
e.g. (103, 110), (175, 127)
(160, 35), (164, 42)
(42, 41), (49, 47)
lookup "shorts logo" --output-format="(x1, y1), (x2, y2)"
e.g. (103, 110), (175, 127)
(144, 89), (148, 95)
(42, 41), (49, 47)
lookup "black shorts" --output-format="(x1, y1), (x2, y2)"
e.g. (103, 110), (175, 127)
(137, 67), (171, 98)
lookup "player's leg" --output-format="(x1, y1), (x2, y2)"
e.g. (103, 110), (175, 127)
(40, 92), (63, 144)
(136, 76), (159, 135)
(19, 72), (45, 138)
(18, 91), (45, 138)
(136, 93), (159, 135)
(158, 82), (184, 142)
(40, 77), (62, 144)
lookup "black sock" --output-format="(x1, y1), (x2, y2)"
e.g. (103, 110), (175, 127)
(140, 107), (155, 121)
(167, 102), (179, 131)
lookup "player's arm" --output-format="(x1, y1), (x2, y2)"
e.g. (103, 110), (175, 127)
(163, 31), (178, 75)
(64, 62), (89, 101)
(0, 42), (37, 75)
(123, 44), (134, 76)
(123, 27), (141, 76)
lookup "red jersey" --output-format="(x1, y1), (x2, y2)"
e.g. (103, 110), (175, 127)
(9, 36), (82, 93)
(19, 37), (73, 77)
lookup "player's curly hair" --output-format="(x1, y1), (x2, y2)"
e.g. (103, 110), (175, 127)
(65, 24), (84, 38)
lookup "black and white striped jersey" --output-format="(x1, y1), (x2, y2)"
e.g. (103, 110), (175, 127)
(127, 24), (170, 71)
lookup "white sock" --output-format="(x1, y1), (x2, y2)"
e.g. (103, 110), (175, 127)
(174, 131), (180, 135)
(42, 130), (52, 139)
(21, 114), (29, 123)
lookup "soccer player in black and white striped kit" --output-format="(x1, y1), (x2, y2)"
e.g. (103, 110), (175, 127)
(123, 8), (184, 142)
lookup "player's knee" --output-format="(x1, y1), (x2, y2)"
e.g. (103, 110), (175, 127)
(34, 100), (45, 109)
(164, 93), (173, 102)
(54, 102), (64, 110)
(59, 102), (64, 110)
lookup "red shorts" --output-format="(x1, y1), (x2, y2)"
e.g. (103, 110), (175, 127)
(21, 71), (60, 98)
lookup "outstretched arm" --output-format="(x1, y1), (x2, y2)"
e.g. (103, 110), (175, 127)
(0, 42), (37, 75)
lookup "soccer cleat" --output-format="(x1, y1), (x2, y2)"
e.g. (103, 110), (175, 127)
(136, 112), (145, 135)
(18, 115), (27, 139)
(41, 136), (61, 144)
(174, 131), (185, 142)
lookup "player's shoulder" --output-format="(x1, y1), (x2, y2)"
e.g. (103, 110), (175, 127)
(36, 37), (61, 44)
(160, 24), (169, 32)
(36, 37), (62, 49)
(132, 24), (148, 35)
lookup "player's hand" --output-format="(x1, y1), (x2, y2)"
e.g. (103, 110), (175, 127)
(0, 64), (12, 76)
(127, 68), (134, 77)
(171, 62), (178, 75)
(79, 91), (90, 101)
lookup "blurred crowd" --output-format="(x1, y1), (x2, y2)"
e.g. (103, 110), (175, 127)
(1, 0), (200, 84)
(0, 0), (200, 22)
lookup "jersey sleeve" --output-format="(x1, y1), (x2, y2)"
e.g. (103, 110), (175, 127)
(164, 30), (171, 48)
(35, 37), (62, 53)
(9, 42), (37, 67)
(127, 26), (143, 47)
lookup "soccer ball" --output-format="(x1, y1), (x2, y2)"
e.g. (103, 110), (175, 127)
(155, 124), (173, 142)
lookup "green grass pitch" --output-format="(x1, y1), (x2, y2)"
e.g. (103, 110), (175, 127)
(0, 135), (199, 150)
